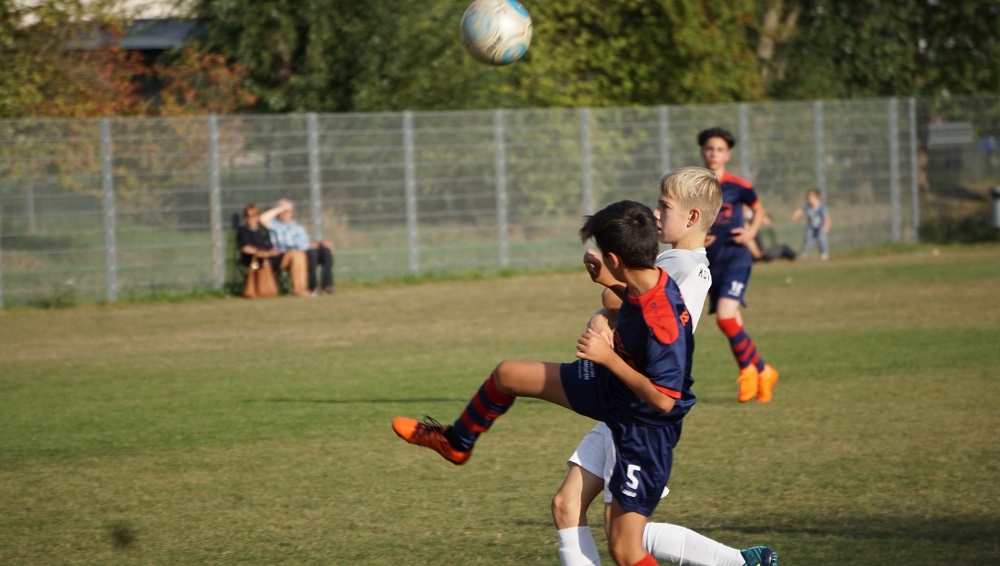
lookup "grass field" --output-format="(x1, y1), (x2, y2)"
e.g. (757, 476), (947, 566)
(2, 244), (999, 565)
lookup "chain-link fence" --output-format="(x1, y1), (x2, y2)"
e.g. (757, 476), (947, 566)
(1, 96), (998, 307)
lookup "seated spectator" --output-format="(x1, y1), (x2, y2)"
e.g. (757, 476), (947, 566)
(260, 199), (335, 295)
(237, 203), (311, 297)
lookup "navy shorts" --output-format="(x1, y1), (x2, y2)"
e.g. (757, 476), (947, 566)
(708, 259), (752, 314)
(560, 360), (681, 516)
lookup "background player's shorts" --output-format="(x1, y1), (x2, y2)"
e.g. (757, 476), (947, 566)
(708, 259), (752, 314)
(560, 360), (680, 516)
(568, 422), (670, 505)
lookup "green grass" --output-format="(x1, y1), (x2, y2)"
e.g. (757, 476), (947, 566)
(1, 244), (999, 564)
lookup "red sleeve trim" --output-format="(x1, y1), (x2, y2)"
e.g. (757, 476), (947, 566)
(653, 383), (682, 399)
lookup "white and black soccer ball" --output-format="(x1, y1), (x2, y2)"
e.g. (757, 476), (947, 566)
(459, 0), (533, 66)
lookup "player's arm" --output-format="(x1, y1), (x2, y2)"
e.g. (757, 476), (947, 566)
(587, 306), (617, 345)
(586, 285), (625, 346)
(741, 200), (765, 243)
(823, 210), (831, 233)
(575, 328), (676, 413)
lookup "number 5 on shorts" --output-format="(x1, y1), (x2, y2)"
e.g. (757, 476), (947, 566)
(626, 464), (641, 489)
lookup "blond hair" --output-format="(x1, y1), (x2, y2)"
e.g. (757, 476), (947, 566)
(659, 166), (722, 231)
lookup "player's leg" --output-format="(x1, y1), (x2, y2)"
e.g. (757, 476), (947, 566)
(716, 298), (759, 402)
(644, 522), (769, 566)
(606, 500), (655, 566)
(393, 361), (566, 464)
(817, 229), (829, 261)
(554, 464), (605, 566)
(715, 270), (777, 403)
(491, 360), (572, 407)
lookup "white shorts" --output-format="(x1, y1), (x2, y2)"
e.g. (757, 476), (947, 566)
(567, 422), (670, 505)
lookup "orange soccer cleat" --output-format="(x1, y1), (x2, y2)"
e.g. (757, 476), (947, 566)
(392, 416), (472, 465)
(737, 365), (759, 403)
(757, 364), (779, 403)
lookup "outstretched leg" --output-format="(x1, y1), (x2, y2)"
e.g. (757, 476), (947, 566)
(393, 361), (568, 464)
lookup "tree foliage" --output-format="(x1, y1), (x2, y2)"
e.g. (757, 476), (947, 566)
(516, 0), (765, 107)
(195, 0), (766, 112)
(4, 0), (1000, 118)
(0, 0), (117, 117)
(768, 0), (1000, 99)
(0, 0), (253, 118)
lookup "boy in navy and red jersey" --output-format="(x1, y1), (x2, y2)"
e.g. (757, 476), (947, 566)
(698, 127), (779, 403)
(394, 200), (694, 566)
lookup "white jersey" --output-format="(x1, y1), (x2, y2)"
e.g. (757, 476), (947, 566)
(654, 247), (710, 333)
(568, 246), (712, 503)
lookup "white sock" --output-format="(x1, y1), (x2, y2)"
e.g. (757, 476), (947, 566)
(643, 522), (744, 566)
(557, 526), (602, 566)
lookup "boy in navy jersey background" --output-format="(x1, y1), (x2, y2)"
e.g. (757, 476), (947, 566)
(698, 127), (779, 404)
(394, 200), (694, 566)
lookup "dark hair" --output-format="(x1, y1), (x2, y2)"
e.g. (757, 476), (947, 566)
(579, 200), (658, 269)
(697, 127), (736, 149)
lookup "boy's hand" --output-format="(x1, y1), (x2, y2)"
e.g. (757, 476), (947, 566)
(586, 313), (614, 346)
(583, 249), (622, 288)
(583, 249), (603, 281)
(576, 328), (616, 365)
(730, 226), (757, 246)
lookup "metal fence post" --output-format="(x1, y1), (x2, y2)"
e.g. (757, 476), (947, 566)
(580, 107), (593, 215)
(813, 100), (826, 197)
(889, 98), (901, 242)
(494, 109), (509, 269)
(100, 118), (117, 302)
(0, 213), (4, 309)
(658, 105), (671, 175)
(208, 115), (224, 290)
(403, 111), (419, 274)
(26, 180), (36, 233)
(908, 97), (920, 243)
(738, 103), (750, 178)
(308, 112), (323, 239)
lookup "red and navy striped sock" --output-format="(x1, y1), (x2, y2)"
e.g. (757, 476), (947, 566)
(446, 372), (516, 451)
(718, 317), (765, 372)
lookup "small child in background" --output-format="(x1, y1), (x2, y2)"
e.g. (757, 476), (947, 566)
(791, 187), (830, 261)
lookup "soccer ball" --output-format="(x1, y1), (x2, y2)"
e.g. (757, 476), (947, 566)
(459, 0), (533, 66)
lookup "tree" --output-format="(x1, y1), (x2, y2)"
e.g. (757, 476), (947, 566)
(194, 0), (766, 112)
(0, 0), (140, 118)
(767, 0), (1000, 99)
(153, 46), (257, 115)
(0, 0), (253, 118)
(520, 0), (765, 107)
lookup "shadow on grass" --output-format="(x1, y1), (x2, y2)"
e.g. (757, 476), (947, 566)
(249, 397), (468, 404)
(695, 513), (1000, 545)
